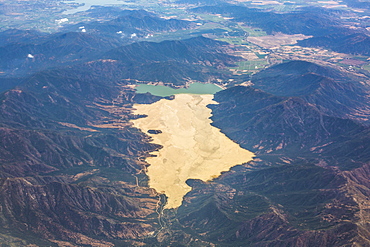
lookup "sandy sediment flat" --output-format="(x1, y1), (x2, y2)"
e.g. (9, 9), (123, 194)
(132, 94), (254, 208)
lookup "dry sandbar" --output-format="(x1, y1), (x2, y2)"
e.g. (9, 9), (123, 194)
(132, 94), (254, 208)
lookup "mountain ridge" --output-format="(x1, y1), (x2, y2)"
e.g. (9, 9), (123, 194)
(251, 60), (370, 124)
(0, 4), (370, 245)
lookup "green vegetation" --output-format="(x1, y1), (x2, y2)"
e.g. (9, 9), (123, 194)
(239, 26), (267, 37)
(234, 60), (269, 71)
(218, 36), (246, 45)
(362, 64), (370, 72)
(196, 13), (230, 23)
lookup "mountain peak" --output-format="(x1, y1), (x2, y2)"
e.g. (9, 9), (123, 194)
(251, 60), (370, 123)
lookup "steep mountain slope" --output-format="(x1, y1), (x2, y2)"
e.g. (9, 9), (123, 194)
(298, 32), (370, 56)
(91, 10), (193, 34)
(0, 29), (46, 47)
(0, 28), (240, 86)
(34, 37), (240, 88)
(0, 77), (25, 93)
(0, 4), (370, 245)
(210, 85), (369, 170)
(0, 32), (245, 245)
(192, 5), (345, 36)
(251, 60), (370, 123)
(63, 9), (194, 38)
(0, 31), (120, 77)
(342, 0), (370, 9)
(104, 36), (238, 67)
(0, 10), (196, 77)
(192, 5), (370, 56)
(0, 66), (166, 245)
(0, 54), (370, 247)
(175, 165), (359, 246)
(0, 176), (159, 246)
(209, 61), (370, 167)
(100, 36), (242, 86)
(167, 61), (370, 246)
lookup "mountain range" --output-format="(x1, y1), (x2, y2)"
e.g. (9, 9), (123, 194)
(0, 10), (195, 78)
(1, 53), (370, 246)
(0, 5), (370, 247)
(178, 60), (370, 246)
(192, 5), (370, 56)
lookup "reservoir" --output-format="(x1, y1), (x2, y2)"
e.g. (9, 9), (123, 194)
(132, 85), (254, 209)
(63, 0), (125, 15)
(135, 82), (223, 97)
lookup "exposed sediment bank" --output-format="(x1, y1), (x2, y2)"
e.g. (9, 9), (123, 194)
(132, 94), (254, 208)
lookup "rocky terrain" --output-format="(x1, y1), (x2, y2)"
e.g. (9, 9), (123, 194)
(0, 3), (370, 247)
(176, 61), (370, 246)
(192, 5), (370, 56)
(0, 22), (246, 245)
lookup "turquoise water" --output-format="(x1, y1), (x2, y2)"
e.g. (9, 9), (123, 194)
(63, 0), (124, 15)
(135, 83), (223, 97)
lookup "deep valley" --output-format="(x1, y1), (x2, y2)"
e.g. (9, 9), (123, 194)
(0, 0), (370, 246)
